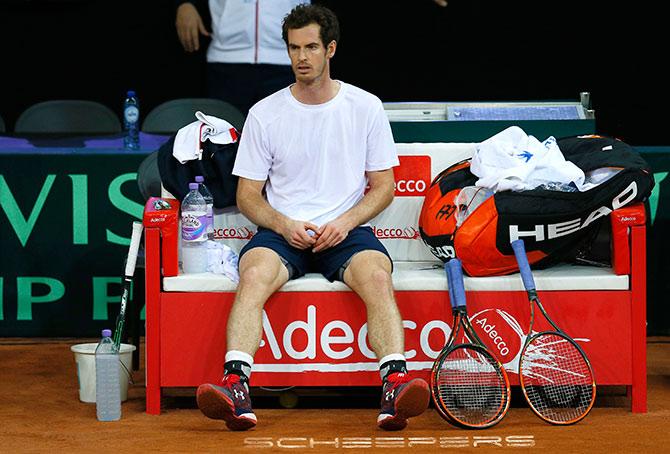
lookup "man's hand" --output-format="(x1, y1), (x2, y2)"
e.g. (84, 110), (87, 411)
(281, 220), (320, 250)
(433, 0), (448, 6)
(176, 3), (210, 52)
(312, 217), (355, 253)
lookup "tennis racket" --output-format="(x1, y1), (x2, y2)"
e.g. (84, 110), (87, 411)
(431, 259), (511, 429)
(113, 221), (144, 350)
(511, 239), (596, 424)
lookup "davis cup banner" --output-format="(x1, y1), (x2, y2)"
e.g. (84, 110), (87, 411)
(0, 153), (147, 337)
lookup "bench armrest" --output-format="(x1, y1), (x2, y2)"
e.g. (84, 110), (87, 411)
(611, 202), (646, 275)
(142, 197), (180, 277)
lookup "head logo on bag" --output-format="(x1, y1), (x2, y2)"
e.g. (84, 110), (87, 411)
(419, 135), (654, 276)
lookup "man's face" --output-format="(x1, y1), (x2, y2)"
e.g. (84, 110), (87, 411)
(287, 23), (335, 83)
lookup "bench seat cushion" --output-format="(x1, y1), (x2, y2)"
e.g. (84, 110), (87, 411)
(163, 261), (628, 292)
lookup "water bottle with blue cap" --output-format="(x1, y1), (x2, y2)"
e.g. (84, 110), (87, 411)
(123, 90), (140, 150)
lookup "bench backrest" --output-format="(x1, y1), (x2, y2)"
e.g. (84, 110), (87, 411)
(209, 143), (476, 261)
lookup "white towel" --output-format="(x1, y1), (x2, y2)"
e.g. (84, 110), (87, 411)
(471, 126), (585, 192)
(206, 241), (240, 283)
(173, 111), (239, 164)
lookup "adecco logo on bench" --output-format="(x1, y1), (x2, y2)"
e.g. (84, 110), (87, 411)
(371, 226), (421, 240)
(252, 304), (564, 374)
(214, 226), (255, 240)
(394, 156), (431, 196)
(253, 304), (591, 375)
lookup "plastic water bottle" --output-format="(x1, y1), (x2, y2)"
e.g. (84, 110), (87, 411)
(123, 90), (140, 150)
(195, 175), (215, 240)
(181, 182), (208, 273)
(95, 329), (121, 421)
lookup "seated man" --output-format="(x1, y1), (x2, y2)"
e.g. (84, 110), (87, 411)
(195, 4), (430, 431)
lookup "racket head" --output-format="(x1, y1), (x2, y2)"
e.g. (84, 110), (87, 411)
(432, 258), (510, 428)
(431, 343), (510, 429)
(519, 331), (596, 425)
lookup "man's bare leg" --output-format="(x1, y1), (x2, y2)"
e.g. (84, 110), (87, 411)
(343, 250), (429, 430)
(342, 250), (403, 358)
(197, 246), (289, 430)
(227, 247), (289, 355)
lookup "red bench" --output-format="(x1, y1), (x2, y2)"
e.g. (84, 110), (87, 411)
(143, 144), (647, 415)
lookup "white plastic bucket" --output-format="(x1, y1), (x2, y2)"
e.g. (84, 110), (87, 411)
(70, 343), (137, 403)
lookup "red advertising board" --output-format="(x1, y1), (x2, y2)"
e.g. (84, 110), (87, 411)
(159, 290), (631, 387)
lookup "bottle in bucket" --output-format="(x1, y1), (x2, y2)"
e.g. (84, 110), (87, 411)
(95, 329), (121, 421)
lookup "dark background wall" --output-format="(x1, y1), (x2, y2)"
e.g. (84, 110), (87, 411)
(0, 0), (665, 145)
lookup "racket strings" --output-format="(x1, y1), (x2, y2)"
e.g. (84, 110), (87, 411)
(436, 347), (507, 426)
(521, 333), (594, 423)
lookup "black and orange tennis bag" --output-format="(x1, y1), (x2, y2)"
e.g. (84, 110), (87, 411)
(418, 135), (654, 276)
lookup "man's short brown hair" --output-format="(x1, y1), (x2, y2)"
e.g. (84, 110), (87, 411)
(282, 4), (340, 47)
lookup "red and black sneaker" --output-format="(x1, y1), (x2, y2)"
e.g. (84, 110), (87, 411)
(196, 374), (257, 431)
(377, 372), (430, 430)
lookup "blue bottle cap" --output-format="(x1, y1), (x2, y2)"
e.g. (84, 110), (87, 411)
(189, 182), (199, 190)
(102, 329), (112, 337)
(127, 90), (136, 97)
(195, 175), (204, 183)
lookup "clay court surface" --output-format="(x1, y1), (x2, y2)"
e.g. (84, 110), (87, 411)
(1, 337), (669, 453)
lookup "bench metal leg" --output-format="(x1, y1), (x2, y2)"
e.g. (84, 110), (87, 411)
(630, 225), (647, 413)
(145, 228), (162, 415)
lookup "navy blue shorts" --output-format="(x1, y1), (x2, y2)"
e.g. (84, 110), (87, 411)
(239, 226), (392, 282)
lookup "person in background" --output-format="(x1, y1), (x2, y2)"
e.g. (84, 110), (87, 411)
(194, 4), (431, 432)
(175, 0), (309, 115)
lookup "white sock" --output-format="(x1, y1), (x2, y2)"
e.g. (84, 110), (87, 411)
(224, 350), (254, 381)
(225, 350), (254, 366)
(378, 353), (407, 380)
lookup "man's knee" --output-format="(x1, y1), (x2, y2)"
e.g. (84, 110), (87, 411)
(238, 264), (268, 286)
(368, 267), (393, 288)
(238, 247), (288, 288)
(344, 250), (393, 290)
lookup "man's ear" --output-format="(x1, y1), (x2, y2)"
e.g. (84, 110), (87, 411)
(327, 40), (337, 58)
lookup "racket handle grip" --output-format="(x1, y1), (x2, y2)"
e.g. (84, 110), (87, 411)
(444, 261), (457, 309)
(447, 259), (467, 308)
(511, 239), (536, 291)
(125, 222), (144, 277)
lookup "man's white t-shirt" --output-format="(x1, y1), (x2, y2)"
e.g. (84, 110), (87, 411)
(232, 81), (399, 227)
